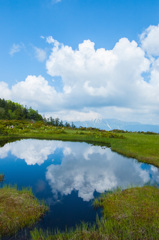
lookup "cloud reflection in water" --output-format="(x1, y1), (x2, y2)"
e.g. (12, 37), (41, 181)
(46, 142), (159, 201)
(0, 139), (158, 201)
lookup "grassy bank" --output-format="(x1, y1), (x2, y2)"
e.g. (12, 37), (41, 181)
(30, 186), (159, 240)
(0, 120), (159, 167)
(94, 185), (159, 239)
(0, 185), (48, 237)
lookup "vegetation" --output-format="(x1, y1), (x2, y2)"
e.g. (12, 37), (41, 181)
(94, 185), (159, 239)
(0, 174), (4, 183)
(110, 131), (159, 167)
(0, 98), (43, 121)
(1, 119), (159, 167)
(30, 223), (104, 240)
(30, 186), (159, 240)
(0, 98), (75, 128)
(0, 185), (48, 237)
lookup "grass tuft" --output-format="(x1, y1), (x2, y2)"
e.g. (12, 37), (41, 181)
(0, 185), (48, 237)
(0, 173), (4, 182)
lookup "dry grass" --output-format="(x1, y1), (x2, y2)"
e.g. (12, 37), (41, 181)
(0, 174), (4, 183)
(0, 185), (48, 237)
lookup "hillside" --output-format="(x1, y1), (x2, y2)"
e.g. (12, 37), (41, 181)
(0, 98), (42, 121)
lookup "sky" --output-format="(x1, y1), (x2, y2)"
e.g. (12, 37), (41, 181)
(0, 0), (159, 124)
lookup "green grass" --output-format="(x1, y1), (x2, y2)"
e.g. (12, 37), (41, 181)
(94, 185), (159, 239)
(0, 185), (48, 237)
(1, 120), (159, 167)
(30, 186), (159, 240)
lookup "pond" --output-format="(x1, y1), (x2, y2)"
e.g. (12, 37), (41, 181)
(0, 139), (159, 239)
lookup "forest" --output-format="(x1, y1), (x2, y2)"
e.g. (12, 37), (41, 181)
(0, 98), (75, 128)
(0, 98), (42, 121)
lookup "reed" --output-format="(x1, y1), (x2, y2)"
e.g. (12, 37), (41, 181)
(0, 173), (4, 182)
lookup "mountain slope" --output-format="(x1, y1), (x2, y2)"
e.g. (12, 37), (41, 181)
(73, 119), (159, 133)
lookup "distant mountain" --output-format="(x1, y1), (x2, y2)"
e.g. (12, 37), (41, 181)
(73, 119), (159, 133)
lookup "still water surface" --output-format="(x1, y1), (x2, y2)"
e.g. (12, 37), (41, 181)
(0, 139), (159, 237)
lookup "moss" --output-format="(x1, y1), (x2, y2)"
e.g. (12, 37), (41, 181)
(0, 185), (48, 237)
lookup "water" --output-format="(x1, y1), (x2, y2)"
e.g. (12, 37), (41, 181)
(0, 139), (159, 238)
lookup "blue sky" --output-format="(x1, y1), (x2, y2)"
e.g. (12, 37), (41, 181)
(0, 0), (159, 123)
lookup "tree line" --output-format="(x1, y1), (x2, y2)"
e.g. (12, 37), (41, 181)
(43, 116), (76, 128)
(0, 98), (76, 128)
(0, 98), (43, 121)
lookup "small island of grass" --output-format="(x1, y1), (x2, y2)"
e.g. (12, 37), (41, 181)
(0, 185), (48, 237)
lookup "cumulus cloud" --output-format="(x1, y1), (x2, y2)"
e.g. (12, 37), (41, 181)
(46, 36), (60, 49)
(34, 47), (47, 62)
(9, 43), (24, 56)
(46, 37), (151, 110)
(0, 82), (11, 99)
(46, 142), (158, 201)
(2, 25), (159, 123)
(11, 75), (63, 111)
(140, 24), (159, 56)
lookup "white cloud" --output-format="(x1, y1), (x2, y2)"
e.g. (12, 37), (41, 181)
(34, 47), (47, 62)
(46, 36), (55, 44)
(140, 24), (159, 56)
(9, 43), (24, 56)
(46, 37), (150, 109)
(0, 82), (11, 99)
(46, 36), (60, 49)
(2, 25), (159, 123)
(51, 0), (62, 4)
(10, 75), (63, 111)
(44, 110), (102, 121)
